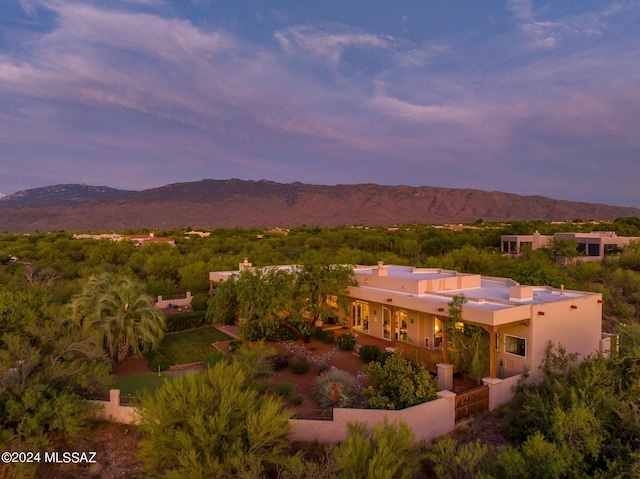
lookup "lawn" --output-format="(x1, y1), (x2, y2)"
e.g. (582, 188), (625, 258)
(112, 370), (195, 396)
(157, 326), (232, 365)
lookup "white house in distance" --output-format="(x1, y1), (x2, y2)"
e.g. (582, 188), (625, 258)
(501, 231), (638, 261)
(210, 260), (607, 382)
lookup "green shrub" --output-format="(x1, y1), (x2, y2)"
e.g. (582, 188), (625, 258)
(318, 364), (331, 376)
(190, 293), (210, 312)
(288, 355), (312, 374)
(311, 369), (358, 409)
(270, 353), (291, 371)
(290, 394), (303, 406)
(164, 311), (207, 332)
(322, 330), (335, 344)
(359, 345), (381, 363)
(376, 351), (393, 365)
(312, 328), (335, 344)
(337, 333), (357, 351)
(274, 324), (298, 341)
(229, 339), (243, 353)
(148, 351), (171, 371)
(274, 382), (295, 398)
(201, 350), (229, 368)
(363, 352), (439, 410)
(247, 378), (271, 395)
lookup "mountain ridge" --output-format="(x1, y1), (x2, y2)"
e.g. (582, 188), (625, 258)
(1, 179), (638, 232)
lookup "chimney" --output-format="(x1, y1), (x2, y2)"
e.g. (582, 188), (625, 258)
(375, 260), (388, 276)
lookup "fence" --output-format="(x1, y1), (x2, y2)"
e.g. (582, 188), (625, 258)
(90, 373), (523, 442)
(393, 342), (443, 373)
(293, 409), (334, 421)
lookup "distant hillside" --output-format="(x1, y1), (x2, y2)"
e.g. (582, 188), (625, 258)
(0, 179), (639, 232)
(0, 184), (127, 205)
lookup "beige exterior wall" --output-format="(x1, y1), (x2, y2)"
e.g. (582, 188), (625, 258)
(288, 390), (456, 443)
(528, 294), (603, 382)
(88, 390), (141, 424)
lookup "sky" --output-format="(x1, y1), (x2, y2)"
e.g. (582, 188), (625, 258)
(1, 1), (639, 207)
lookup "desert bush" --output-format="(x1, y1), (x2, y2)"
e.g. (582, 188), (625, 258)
(274, 382), (295, 398)
(363, 352), (439, 409)
(322, 330), (335, 344)
(376, 351), (393, 365)
(270, 353), (291, 371)
(359, 345), (380, 363)
(228, 339), (243, 353)
(337, 333), (357, 351)
(311, 369), (358, 409)
(164, 311), (207, 332)
(190, 293), (209, 311)
(317, 364), (331, 376)
(200, 349), (229, 368)
(290, 394), (304, 406)
(288, 355), (312, 374)
(147, 350), (171, 371)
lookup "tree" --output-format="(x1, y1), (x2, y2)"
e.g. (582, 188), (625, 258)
(445, 295), (489, 384)
(292, 253), (356, 341)
(0, 295), (111, 479)
(362, 351), (439, 409)
(71, 273), (165, 363)
(541, 238), (580, 263)
(333, 420), (424, 479)
(138, 362), (292, 479)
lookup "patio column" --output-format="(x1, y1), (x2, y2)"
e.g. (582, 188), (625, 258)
(488, 325), (498, 379)
(391, 308), (396, 347)
(442, 327), (449, 364)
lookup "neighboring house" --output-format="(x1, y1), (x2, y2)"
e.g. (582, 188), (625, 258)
(73, 232), (176, 246)
(501, 231), (638, 261)
(184, 231), (211, 238)
(210, 260), (607, 382)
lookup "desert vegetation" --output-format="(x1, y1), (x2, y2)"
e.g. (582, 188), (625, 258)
(1, 218), (640, 477)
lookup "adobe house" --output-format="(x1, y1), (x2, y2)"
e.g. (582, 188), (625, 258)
(346, 262), (604, 382)
(210, 260), (607, 382)
(501, 231), (638, 261)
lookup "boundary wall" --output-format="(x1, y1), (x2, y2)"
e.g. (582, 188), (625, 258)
(93, 373), (523, 442)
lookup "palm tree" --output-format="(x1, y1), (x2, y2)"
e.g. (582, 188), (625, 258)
(72, 273), (165, 363)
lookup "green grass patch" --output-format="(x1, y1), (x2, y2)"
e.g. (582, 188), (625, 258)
(112, 370), (193, 396)
(157, 326), (231, 365)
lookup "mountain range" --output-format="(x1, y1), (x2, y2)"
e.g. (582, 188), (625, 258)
(1, 179), (639, 232)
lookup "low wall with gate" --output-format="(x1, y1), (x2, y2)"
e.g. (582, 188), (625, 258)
(289, 373), (524, 443)
(91, 373), (524, 442)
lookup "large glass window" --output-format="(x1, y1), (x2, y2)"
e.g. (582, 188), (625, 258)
(396, 311), (408, 342)
(382, 307), (391, 339)
(353, 301), (369, 333)
(505, 335), (526, 357)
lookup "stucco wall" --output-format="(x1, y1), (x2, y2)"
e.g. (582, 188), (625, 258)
(88, 390), (141, 424)
(156, 292), (192, 308)
(288, 390), (456, 443)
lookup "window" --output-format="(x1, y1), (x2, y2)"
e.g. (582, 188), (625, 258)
(588, 243), (600, 256)
(396, 311), (407, 341)
(382, 308), (391, 339)
(505, 335), (526, 357)
(353, 301), (369, 333)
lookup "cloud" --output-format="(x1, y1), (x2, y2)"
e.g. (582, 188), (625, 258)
(507, 0), (532, 20)
(274, 25), (393, 65)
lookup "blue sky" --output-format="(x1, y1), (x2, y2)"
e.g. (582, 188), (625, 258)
(1, 1), (639, 207)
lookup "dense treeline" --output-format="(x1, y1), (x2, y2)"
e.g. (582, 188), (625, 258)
(2, 218), (640, 327)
